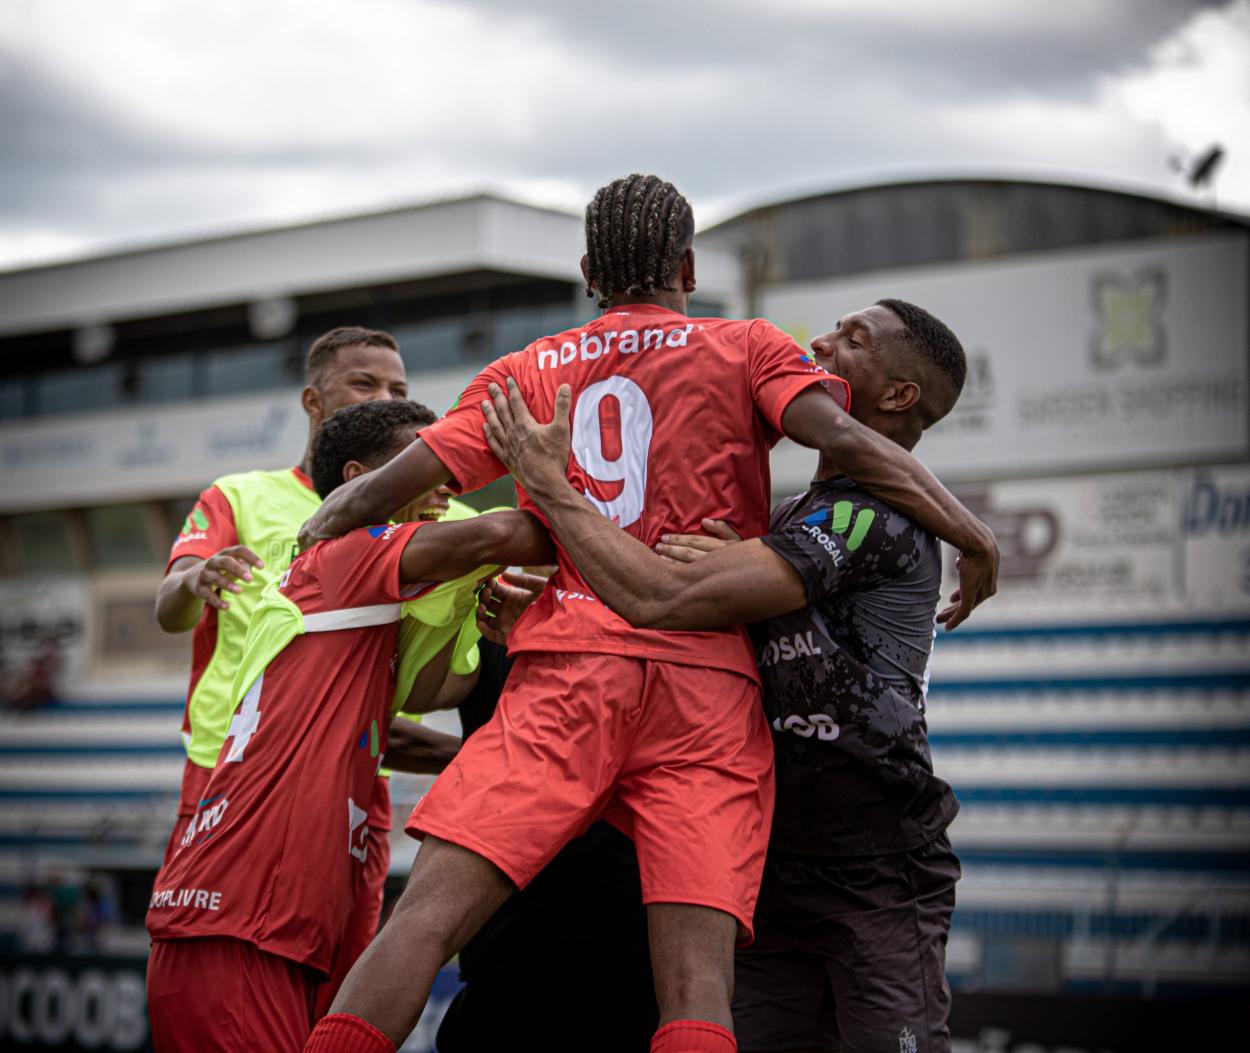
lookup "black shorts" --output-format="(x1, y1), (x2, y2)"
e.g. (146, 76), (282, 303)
(734, 833), (960, 1053)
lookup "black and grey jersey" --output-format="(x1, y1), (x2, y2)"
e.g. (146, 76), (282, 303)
(756, 476), (958, 857)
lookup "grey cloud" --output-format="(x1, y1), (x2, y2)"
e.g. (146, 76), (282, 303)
(431, 0), (1227, 100)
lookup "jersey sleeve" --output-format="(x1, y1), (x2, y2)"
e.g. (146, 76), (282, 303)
(166, 485), (238, 571)
(308, 521), (426, 612)
(747, 320), (851, 434)
(417, 357), (515, 493)
(761, 495), (922, 605)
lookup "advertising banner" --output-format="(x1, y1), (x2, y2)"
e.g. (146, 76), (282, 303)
(763, 233), (1249, 481)
(0, 370), (473, 514)
(942, 464), (1250, 622)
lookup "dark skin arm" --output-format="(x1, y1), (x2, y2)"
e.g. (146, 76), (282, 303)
(483, 378), (992, 630)
(383, 718), (461, 775)
(155, 547), (265, 632)
(300, 440), (451, 550)
(397, 510), (554, 585)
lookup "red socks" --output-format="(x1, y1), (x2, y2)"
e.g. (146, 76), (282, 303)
(303, 1014), (395, 1053)
(651, 1019), (737, 1053)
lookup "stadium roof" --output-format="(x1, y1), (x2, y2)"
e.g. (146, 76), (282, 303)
(703, 175), (1250, 290)
(0, 175), (1243, 340)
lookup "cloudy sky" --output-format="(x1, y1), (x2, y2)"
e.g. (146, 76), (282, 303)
(1, 0), (1247, 271)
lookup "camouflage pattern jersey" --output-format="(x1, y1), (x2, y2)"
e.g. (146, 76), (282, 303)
(755, 476), (959, 857)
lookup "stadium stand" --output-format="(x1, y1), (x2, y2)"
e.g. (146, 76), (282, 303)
(931, 618), (1250, 995)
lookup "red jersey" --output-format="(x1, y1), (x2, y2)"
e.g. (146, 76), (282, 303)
(147, 521), (426, 974)
(421, 306), (848, 680)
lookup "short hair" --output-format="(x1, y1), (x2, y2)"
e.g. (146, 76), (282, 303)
(304, 327), (400, 388)
(584, 174), (695, 309)
(876, 298), (967, 426)
(310, 399), (436, 499)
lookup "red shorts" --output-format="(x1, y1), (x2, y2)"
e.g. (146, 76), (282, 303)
(161, 759), (212, 866)
(147, 936), (318, 1052)
(407, 652), (774, 939)
(314, 775), (392, 1017)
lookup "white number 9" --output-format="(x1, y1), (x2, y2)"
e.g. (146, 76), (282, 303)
(570, 377), (654, 528)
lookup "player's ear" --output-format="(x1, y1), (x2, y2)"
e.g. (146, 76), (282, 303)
(880, 380), (921, 414)
(681, 247), (696, 293)
(302, 385), (323, 422)
(342, 459), (370, 483)
(579, 254), (591, 284)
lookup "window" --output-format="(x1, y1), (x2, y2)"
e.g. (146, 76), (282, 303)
(491, 305), (550, 357)
(10, 512), (80, 574)
(37, 364), (122, 416)
(688, 299), (725, 318)
(0, 376), (29, 419)
(85, 504), (156, 569)
(203, 343), (290, 397)
(135, 352), (196, 403)
(394, 318), (468, 373)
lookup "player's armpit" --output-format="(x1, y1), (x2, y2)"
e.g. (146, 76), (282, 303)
(398, 511), (554, 584)
(299, 439), (452, 550)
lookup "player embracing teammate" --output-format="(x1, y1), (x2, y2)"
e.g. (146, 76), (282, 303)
(298, 174), (997, 1053)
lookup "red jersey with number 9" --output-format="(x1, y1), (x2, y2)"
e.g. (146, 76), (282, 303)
(419, 304), (849, 681)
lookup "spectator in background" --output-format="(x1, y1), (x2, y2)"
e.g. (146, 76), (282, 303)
(18, 883), (56, 953)
(75, 881), (118, 952)
(9, 630), (61, 711)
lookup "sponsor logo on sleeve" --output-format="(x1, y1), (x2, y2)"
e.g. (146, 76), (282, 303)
(172, 507), (210, 548)
(800, 502), (875, 560)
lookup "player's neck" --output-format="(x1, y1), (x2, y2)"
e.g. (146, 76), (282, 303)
(605, 290), (688, 315)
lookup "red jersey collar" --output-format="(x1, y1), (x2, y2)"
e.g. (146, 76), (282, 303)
(292, 466), (315, 491)
(604, 303), (686, 319)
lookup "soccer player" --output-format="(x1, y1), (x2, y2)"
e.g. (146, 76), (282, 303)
(480, 298), (970, 1053)
(299, 174), (996, 1053)
(153, 326), (443, 1013)
(146, 399), (552, 1052)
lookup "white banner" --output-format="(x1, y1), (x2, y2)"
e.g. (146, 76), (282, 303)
(0, 369), (474, 513)
(763, 233), (1249, 482)
(942, 464), (1250, 622)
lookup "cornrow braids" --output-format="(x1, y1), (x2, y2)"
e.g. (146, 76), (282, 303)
(584, 174), (695, 308)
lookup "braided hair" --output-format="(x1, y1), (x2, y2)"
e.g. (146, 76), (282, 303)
(584, 174), (695, 308)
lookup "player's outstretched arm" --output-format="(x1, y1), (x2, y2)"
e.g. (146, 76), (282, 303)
(298, 439), (452, 550)
(155, 548), (264, 632)
(398, 510), (554, 585)
(481, 380), (807, 630)
(779, 387), (998, 628)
